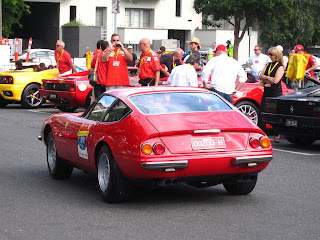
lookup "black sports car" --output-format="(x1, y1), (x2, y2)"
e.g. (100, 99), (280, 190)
(262, 85), (320, 145)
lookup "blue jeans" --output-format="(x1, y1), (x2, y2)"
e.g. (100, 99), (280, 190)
(211, 89), (233, 104)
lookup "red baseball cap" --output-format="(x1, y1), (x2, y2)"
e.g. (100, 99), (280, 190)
(214, 44), (228, 53)
(294, 45), (304, 52)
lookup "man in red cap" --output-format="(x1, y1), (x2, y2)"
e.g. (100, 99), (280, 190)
(293, 44), (319, 77)
(202, 44), (246, 104)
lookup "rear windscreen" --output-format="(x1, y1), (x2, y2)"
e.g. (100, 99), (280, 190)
(129, 92), (232, 114)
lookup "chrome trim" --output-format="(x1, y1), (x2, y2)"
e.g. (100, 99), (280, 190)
(141, 160), (188, 170)
(193, 129), (221, 134)
(233, 155), (273, 165)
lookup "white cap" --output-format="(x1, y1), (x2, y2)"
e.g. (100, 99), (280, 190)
(128, 45), (133, 49)
(276, 45), (283, 52)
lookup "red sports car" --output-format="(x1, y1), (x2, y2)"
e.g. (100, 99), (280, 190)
(39, 87), (273, 203)
(40, 67), (139, 112)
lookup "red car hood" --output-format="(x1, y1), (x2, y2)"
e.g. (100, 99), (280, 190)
(146, 111), (253, 154)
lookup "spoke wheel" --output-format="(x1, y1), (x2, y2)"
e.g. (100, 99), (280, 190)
(46, 132), (73, 179)
(21, 83), (43, 108)
(97, 146), (130, 203)
(235, 101), (259, 125)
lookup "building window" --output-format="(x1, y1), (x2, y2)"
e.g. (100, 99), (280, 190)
(176, 0), (181, 17)
(70, 6), (76, 21)
(124, 9), (153, 28)
(96, 7), (106, 27)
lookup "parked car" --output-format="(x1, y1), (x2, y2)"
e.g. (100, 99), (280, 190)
(40, 67), (140, 112)
(10, 49), (56, 66)
(39, 87), (273, 202)
(0, 68), (59, 108)
(262, 84), (320, 145)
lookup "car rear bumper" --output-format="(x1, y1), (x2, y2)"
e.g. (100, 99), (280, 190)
(117, 151), (273, 179)
(40, 89), (80, 106)
(262, 112), (320, 137)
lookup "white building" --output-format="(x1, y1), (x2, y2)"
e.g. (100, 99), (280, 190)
(23, 0), (257, 63)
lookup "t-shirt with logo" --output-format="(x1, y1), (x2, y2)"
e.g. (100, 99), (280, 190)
(247, 54), (271, 77)
(138, 49), (160, 80)
(106, 48), (130, 86)
(55, 50), (73, 74)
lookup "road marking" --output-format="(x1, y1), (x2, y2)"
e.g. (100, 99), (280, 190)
(273, 148), (320, 156)
(28, 109), (56, 115)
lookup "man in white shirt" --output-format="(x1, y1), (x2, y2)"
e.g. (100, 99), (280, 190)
(168, 52), (200, 87)
(202, 44), (247, 104)
(246, 45), (271, 79)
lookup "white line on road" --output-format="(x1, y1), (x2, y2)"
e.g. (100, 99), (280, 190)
(273, 148), (320, 156)
(28, 109), (55, 115)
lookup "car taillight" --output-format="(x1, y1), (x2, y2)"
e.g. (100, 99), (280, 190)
(66, 83), (76, 92)
(249, 138), (260, 148)
(265, 100), (277, 113)
(260, 136), (271, 148)
(313, 106), (320, 117)
(153, 143), (165, 155)
(0, 76), (14, 84)
(141, 142), (166, 155)
(141, 143), (153, 155)
(249, 136), (271, 148)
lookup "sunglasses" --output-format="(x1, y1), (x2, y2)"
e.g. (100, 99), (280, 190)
(111, 39), (120, 42)
(268, 53), (273, 56)
(254, 49), (260, 51)
(56, 45), (62, 47)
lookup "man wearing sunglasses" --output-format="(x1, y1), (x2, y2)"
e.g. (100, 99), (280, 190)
(246, 45), (271, 79)
(55, 40), (77, 76)
(102, 33), (133, 90)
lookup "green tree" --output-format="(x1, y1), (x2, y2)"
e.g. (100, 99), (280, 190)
(2, 0), (30, 37)
(259, 0), (320, 50)
(194, 0), (293, 60)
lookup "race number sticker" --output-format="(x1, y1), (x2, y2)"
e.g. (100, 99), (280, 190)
(190, 137), (226, 150)
(77, 124), (89, 159)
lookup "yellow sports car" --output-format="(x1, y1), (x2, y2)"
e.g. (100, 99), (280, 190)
(0, 68), (59, 108)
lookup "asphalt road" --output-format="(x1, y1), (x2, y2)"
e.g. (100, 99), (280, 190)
(1, 105), (320, 240)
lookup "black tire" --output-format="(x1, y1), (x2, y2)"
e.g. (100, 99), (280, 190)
(0, 100), (8, 108)
(97, 146), (130, 203)
(46, 131), (73, 179)
(284, 136), (316, 146)
(84, 90), (93, 108)
(223, 174), (257, 195)
(21, 83), (44, 108)
(235, 100), (259, 125)
(57, 106), (78, 112)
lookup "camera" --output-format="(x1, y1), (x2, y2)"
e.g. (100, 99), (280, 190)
(115, 43), (122, 48)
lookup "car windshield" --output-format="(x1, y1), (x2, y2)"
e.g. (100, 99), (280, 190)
(129, 92), (232, 114)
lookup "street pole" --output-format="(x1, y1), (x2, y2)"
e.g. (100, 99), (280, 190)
(114, 13), (117, 34)
(248, 27), (252, 58)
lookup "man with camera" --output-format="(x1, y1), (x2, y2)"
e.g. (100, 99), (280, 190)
(102, 33), (133, 90)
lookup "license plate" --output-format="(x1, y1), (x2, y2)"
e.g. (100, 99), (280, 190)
(49, 93), (57, 99)
(285, 119), (298, 127)
(191, 137), (226, 150)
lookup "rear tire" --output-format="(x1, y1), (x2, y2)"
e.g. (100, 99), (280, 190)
(21, 83), (44, 108)
(97, 146), (130, 203)
(285, 136), (316, 146)
(223, 174), (257, 195)
(46, 131), (73, 179)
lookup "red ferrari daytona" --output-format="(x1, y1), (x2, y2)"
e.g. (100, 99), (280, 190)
(39, 87), (273, 203)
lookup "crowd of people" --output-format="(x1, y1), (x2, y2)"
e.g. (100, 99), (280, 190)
(14, 35), (317, 144)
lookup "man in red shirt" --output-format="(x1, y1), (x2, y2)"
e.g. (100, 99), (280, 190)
(91, 40), (108, 98)
(55, 40), (77, 76)
(101, 34), (132, 90)
(137, 38), (160, 86)
(293, 44), (319, 77)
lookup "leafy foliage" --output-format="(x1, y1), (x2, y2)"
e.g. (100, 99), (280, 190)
(194, 0), (293, 59)
(2, 0), (30, 37)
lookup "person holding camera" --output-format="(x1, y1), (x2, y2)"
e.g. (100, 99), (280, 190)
(101, 33), (133, 90)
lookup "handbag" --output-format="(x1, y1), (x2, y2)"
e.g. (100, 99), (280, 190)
(89, 53), (100, 86)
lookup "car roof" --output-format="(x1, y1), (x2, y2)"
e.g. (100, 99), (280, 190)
(105, 86), (212, 99)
